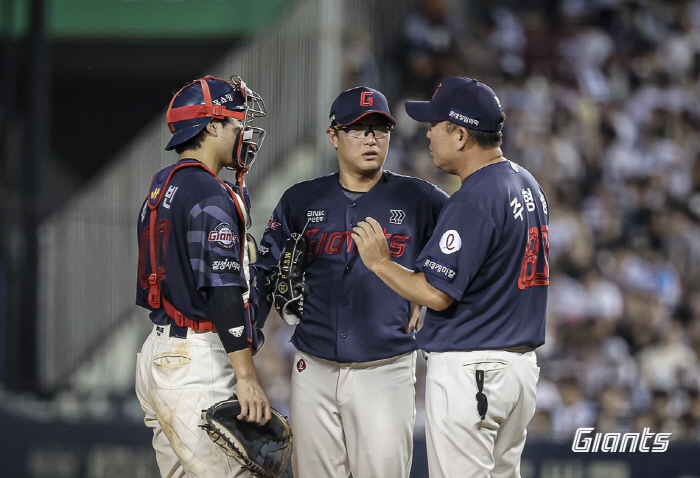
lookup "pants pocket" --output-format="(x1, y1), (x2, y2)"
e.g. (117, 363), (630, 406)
(154, 354), (191, 367)
(152, 350), (193, 389)
(462, 360), (510, 423)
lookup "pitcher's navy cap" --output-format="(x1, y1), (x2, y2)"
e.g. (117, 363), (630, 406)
(330, 86), (396, 126)
(405, 77), (504, 132)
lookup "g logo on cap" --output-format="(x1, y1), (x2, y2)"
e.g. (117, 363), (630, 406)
(360, 91), (374, 106)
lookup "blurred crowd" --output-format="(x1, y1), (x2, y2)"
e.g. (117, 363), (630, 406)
(74, 0), (696, 445)
(22, 0), (700, 446)
(370, 0), (700, 443)
(3, 2), (700, 462)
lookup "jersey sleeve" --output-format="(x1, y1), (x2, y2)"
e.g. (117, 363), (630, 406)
(255, 191), (296, 273)
(428, 183), (450, 225)
(187, 192), (247, 290)
(415, 200), (498, 300)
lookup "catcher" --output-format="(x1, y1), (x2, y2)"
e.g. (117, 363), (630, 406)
(135, 76), (291, 478)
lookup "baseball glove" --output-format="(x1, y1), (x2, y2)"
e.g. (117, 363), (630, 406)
(201, 396), (293, 478)
(267, 233), (309, 326)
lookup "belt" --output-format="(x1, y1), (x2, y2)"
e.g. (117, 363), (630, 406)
(169, 323), (188, 339)
(422, 345), (534, 361)
(155, 322), (190, 339)
(464, 346), (535, 353)
(501, 345), (535, 354)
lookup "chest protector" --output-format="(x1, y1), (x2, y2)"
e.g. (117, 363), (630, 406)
(144, 159), (258, 350)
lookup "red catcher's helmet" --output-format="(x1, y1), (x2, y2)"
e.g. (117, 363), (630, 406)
(165, 75), (266, 170)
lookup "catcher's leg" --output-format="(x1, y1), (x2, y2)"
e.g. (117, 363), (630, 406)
(136, 336), (186, 478)
(341, 351), (417, 478)
(143, 325), (254, 478)
(290, 349), (350, 478)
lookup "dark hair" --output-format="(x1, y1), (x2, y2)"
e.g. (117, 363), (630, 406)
(470, 129), (503, 149)
(174, 118), (229, 154)
(446, 110), (505, 149)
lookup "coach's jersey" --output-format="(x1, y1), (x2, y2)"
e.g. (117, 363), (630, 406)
(416, 160), (549, 352)
(136, 160), (248, 325)
(256, 171), (449, 363)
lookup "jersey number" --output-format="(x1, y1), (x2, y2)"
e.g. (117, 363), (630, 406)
(137, 219), (171, 288)
(518, 225), (549, 289)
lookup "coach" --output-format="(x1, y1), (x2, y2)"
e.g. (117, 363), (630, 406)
(353, 77), (549, 478)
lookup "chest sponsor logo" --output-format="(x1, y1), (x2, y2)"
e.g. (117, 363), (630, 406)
(212, 258), (241, 272)
(439, 230), (462, 255)
(306, 209), (328, 223)
(390, 209), (405, 224)
(208, 223), (238, 250)
(423, 257), (457, 282)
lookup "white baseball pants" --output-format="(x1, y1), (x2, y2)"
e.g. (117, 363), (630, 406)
(425, 350), (539, 478)
(135, 324), (253, 478)
(289, 349), (417, 478)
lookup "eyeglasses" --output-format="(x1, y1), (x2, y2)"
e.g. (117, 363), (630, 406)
(335, 124), (393, 139)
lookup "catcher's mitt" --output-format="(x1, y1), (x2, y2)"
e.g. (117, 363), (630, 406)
(267, 233), (309, 326)
(201, 397), (292, 478)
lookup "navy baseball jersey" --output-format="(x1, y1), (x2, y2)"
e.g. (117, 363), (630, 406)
(136, 160), (248, 325)
(256, 171), (449, 363)
(416, 160), (549, 352)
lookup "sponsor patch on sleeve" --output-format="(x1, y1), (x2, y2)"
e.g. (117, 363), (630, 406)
(212, 257), (241, 272)
(264, 216), (281, 233)
(421, 257), (457, 283)
(208, 223), (238, 250)
(439, 229), (462, 255)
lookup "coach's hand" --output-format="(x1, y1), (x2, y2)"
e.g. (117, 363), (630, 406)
(407, 301), (422, 333)
(352, 217), (391, 272)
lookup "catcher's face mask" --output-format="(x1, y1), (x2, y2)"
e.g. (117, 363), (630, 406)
(166, 75), (267, 171)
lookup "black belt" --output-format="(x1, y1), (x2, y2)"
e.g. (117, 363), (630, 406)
(422, 345), (534, 360)
(154, 323), (189, 339)
(169, 323), (188, 338)
(502, 345), (534, 353)
(462, 345), (535, 353)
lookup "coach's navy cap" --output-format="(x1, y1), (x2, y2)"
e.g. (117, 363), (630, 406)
(330, 86), (396, 126)
(405, 77), (504, 132)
